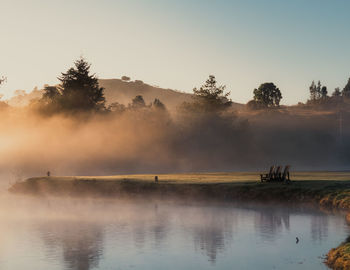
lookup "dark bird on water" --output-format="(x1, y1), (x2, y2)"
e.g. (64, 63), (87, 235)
(296, 237), (299, 244)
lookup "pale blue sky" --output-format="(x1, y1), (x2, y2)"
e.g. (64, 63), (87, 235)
(1, 0), (350, 104)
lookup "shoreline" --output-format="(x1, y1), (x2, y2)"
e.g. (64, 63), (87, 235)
(9, 175), (350, 209)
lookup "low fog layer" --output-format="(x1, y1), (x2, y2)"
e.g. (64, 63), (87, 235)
(0, 104), (348, 183)
(0, 106), (250, 177)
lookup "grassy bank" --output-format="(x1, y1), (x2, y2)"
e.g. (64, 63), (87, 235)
(9, 172), (350, 209)
(327, 237), (350, 270)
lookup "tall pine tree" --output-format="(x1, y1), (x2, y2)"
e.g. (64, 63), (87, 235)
(40, 57), (106, 113)
(309, 81), (316, 101)
(192, 75), (232, 111)
(55, 57), (106, 112)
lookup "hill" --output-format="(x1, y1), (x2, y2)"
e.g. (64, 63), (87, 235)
(99, 79), (193, 110)
(100, 79), (244, 111)
(6, 78), (244, 111)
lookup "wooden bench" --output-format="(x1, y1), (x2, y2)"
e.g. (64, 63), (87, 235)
(261, 165), (291, 183)
(260, 166), (275, 182)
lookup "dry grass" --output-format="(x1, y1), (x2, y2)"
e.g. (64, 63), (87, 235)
(26, 171), (350, 184)
(327, 239), (350, 270)
(10, 172), (350, 210)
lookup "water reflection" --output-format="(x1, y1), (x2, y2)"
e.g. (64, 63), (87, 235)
(310, 214), (329, 242)
(21, 200), (349, 270)
(149, 204), (169, 249)
(190, 207), (236, 263)
(130, 203), (170, 250)
(254, 206), (290, 241)
(38, 221), (104, 270)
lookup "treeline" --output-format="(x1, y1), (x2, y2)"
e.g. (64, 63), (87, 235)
(304, 79), (350, 108)
(3, 57), (350, 113)
(27, 58), (234, 117)
(247, 78), (350, 110)
(3, 56), (350, 115)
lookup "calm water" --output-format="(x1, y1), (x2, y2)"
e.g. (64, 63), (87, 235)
(0, 196), (349, 270)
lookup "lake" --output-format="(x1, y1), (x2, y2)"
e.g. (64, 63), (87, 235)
(0, 195), (348, 270)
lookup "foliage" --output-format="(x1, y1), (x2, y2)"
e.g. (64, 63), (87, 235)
(58, 57), (105, 111)
(0, 76), (9, 109)
(253, 82), (282, 107)
(309, 81), (321, 101)
(246, 100), (265, 110)
(343, 77), (350, 98)
(108, 102), (126, 113)
(39, 57), (106, 114)
(42, 85), (60, 100)
(321, 86), (328, 98)
(0, 76), (6, 86)
(109, 96), (167, 114)
(121, 76), (130, 82)
(308, 80), (329, 106)
(182, 75), (232, 112)
(332, 87), (341, 97)
(152, 98), (166, 110)
(129, 95), (146, 109)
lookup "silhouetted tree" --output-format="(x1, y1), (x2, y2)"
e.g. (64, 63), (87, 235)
(332, 87), (341, 97)
(130, 95), (146, 109)
(330, 87), (343, 106)
(39, 58), (106, 114)
(38, 85), (62, 113)
(316, 81), (322, 100)
(342, 77), (350, 98)
(309, 80), (328, 104)
(309, 81), (319, 101)
(152, 98), (166, 110)
(253, 82), (282, 107)
(37, 58), (106, 114)
(121, 76), (130, 82)
(0, 76), (9, 109)
(57, 57), (106, 111)
(108, 102), (126, 113)
(188, 75), (232, 111)
(246, 99), (265, 110)
(42, 85), (60, 100)
(0, 76), (5, 86)
(321, 86), (328, 99)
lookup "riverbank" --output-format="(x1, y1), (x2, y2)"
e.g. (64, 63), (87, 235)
(8, 172), (350, 209)
(327, 236), (350, 270)
(8, 172), (350, 269)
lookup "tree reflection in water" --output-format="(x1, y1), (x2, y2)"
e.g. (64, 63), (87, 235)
(38, 220), (104, 270)
(32, 200), (346, 269)
(254, 206), (291, 241)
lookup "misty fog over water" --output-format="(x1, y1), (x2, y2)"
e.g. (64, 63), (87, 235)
(0, 195), (348, 270)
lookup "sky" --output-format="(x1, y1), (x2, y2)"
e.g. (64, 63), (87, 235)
(1, 0), (350, 104)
